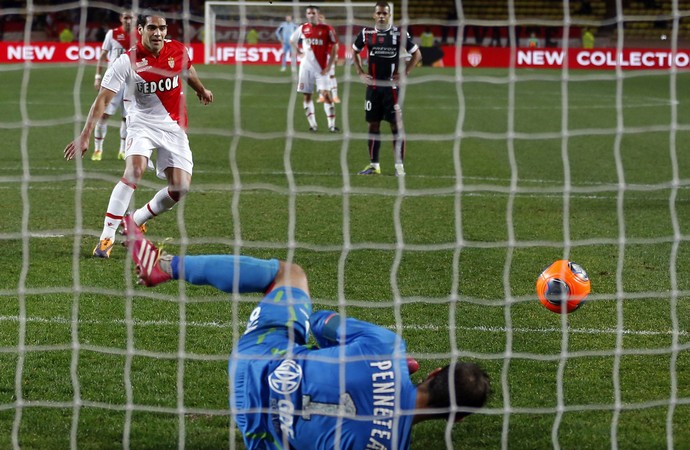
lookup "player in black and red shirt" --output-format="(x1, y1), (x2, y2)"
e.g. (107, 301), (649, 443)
(353, 2), (421, 177)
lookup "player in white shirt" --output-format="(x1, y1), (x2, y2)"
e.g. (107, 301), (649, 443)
(91, 10), (136, 162)
(64, 15), (214, 259)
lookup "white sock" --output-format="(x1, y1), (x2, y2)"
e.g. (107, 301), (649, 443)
(304, 100), (317, 128)
(100, 179), (135, 241)
(119, 119), (127, 153)
(132, 187), (177, 226)
(94, 121), (107, 151)
(324, 102), (335, 128)
(331, 87), (338, 98)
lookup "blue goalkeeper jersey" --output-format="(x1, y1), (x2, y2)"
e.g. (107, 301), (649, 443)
(229, 286), (417, 450)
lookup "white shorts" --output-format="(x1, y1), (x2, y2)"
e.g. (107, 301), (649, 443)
(104, 87), (127, 117)
(124, 124), (193, 180)
(297, 65), (330, 94)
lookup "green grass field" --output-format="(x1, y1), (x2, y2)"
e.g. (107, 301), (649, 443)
(1, 63), (690, 449)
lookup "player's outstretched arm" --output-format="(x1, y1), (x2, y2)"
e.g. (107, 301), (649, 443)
(186, 66), (213, 105)
(64, 88), (116, 160)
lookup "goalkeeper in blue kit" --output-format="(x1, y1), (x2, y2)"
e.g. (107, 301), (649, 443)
(123, 216), (490, 449)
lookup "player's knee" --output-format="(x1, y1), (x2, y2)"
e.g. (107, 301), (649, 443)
(168, 185), (188, 202)
(369, 122), (381, 133)
(123, 162), (145, 183)
(276, 261), (309, 293)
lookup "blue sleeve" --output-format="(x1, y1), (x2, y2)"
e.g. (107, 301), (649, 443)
(309, 311), (401, 351)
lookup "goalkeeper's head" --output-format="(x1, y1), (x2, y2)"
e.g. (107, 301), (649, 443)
(414, 361), (490, 423)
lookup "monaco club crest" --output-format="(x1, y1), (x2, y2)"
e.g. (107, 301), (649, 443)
(168, 57), (175, 68)
(467, 50), (482, 67)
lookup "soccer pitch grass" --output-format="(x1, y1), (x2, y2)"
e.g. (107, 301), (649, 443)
(2, 63), (690, 449)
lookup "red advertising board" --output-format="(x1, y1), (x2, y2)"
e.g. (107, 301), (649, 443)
(0, 42), (304, 65)
(445, 46), (690, 70)
(2, 42), (688, 70)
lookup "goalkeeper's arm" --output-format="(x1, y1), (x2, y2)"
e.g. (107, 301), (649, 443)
(309, 311), (400, 350)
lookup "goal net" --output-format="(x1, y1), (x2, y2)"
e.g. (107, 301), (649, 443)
(203, 1), (385, 65)
(2, 0), (689, 449)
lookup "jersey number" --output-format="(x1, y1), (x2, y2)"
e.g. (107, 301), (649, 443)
(244, 306), (261, 335)
(365, 100), (372, 111)
(301, 393), (356, 420)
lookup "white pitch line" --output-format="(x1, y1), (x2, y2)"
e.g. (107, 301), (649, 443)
(29, 233), (66, 238)
(0, 315), (686, 337)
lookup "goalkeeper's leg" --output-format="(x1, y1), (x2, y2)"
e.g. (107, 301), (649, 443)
(122, 214), (310, 295)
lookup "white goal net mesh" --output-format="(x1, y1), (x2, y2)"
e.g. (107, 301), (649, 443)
(2, 0), (689, 449)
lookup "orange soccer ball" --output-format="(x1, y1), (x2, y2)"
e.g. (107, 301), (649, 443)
(536, 260), (591, 314)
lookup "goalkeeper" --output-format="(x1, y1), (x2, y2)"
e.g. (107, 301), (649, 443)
(122, 216), (490, 450)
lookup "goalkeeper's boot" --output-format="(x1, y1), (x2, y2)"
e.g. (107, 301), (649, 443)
(91, 150), (103, 161)
(117, 151), (126, 160)
(357, 164), (381, 175)
(93, 238), (114, 259)
(329, 126), (341, 133)
(122, 215), (171, 287)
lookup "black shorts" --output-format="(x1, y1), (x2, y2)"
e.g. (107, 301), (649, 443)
(364, 86), (401, 123)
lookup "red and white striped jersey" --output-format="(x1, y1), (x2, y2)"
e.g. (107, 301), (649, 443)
(102, 26), (137, 67)
(290, 22), (337, 71)
(101, 40), (192, 130)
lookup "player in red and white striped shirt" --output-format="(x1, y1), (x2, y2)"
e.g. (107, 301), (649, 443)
(290, 5), (339, 133)
(64, 14), (214, 259)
